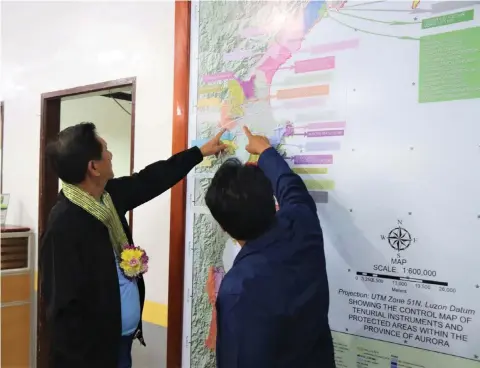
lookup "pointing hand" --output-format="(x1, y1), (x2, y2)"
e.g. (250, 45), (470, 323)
(200, 129), (228, 157)
(243, 126), (271, 155)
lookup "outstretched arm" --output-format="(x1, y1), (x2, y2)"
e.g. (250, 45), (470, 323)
(106, 130), (227, 211)
(258, 147), (316, 212)
(106, 147), (203, 211)
(243, 126), (316, 213)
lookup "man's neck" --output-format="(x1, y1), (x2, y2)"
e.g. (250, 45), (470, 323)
(77, 181), (105, 201)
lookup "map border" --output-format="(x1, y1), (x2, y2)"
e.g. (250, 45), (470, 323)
(167, 1), (192, 368)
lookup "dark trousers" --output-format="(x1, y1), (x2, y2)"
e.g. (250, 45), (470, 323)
(118, 334), (134, 368)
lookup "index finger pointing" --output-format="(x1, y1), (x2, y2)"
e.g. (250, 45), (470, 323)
(243, 125), (252, 137)
(214, 128), (227, 140)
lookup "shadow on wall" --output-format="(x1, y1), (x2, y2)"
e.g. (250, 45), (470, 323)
(318, 193), (388, 293)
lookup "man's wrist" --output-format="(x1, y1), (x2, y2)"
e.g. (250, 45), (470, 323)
(257, 144), (272, 156)
(257, 146), (277, 169)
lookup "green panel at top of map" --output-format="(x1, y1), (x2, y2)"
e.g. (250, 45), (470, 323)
(419, 27), (480, 103)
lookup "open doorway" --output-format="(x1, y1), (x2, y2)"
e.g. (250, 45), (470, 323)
(37, 77), (136, 368)
(59, 87), (133, 222)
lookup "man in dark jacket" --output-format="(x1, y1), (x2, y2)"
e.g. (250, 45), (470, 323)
(205, 126), (335, 368)
(40, 122), (226, 368)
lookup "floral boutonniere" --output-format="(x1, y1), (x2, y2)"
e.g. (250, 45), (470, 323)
(119, 245), (149, 279)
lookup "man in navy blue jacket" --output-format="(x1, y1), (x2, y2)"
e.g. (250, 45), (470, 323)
(205, 126), (335, 368)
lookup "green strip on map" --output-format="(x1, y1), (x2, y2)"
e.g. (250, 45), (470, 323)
(419, 27), (480, 103)
(422, 9), (474, 29)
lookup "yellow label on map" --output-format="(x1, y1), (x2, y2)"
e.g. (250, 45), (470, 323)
(198, 157), (213, 167)
(293, 167), (328, 175)
(227, 80), (245, 116)
(198, 98), (221, 108)
(303, 179), (335, 191)
(223, 140), (238, 155)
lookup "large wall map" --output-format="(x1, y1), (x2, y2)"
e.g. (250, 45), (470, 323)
(182, 1), (480, 367)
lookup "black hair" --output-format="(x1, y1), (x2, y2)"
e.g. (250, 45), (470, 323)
(205, 158), (276, 241)
(46, 122), (102, 184)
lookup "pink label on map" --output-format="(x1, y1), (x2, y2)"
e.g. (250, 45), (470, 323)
(307, 129), (344, 138)
(310, 39), (359, 55)
(202, 72), (235, 83)
(295, 56), (335, 74)
(294, 155), (333, 165)
(224, 49), (254, 62)
(307, 121), (346, 130)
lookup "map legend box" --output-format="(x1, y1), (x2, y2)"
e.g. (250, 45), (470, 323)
(419, 27), (480, 103)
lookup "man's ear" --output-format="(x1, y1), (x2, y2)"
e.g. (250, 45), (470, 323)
(88, 160), (101, 177)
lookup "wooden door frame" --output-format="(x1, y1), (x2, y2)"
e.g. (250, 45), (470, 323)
(167, 2), (191, 367)
(37, 77), (137, 368)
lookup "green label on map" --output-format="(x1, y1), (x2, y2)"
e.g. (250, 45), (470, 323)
(422, 10), (474, 29)
(419, 27), (480, 103)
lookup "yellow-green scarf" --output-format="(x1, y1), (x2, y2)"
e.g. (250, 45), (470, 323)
(62, 182), (128, 256)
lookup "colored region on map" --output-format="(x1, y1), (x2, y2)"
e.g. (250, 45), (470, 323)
(205, 266), (225, 350)
(422, 10), (474, 29)
(419, 27), (480, 103)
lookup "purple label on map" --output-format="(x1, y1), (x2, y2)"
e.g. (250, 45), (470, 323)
(307, 129), (344, 138)
(307, 121), (346, 130)
(294, 155), (333, 165)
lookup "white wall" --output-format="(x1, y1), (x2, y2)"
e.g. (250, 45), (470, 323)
(60, 95), (132, 181)
(1, 1), (175, 307)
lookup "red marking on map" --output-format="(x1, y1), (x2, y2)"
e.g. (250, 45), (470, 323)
(205, 266), (225, 350)
(257, 44), (296, 84)
(255, 10), (324, 85)
(219, 103), (236, 130)
(328, 1), (347, 10)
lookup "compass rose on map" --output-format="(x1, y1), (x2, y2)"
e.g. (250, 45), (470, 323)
(381, 221), (417, 252)
(387, 227), (412, 251)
